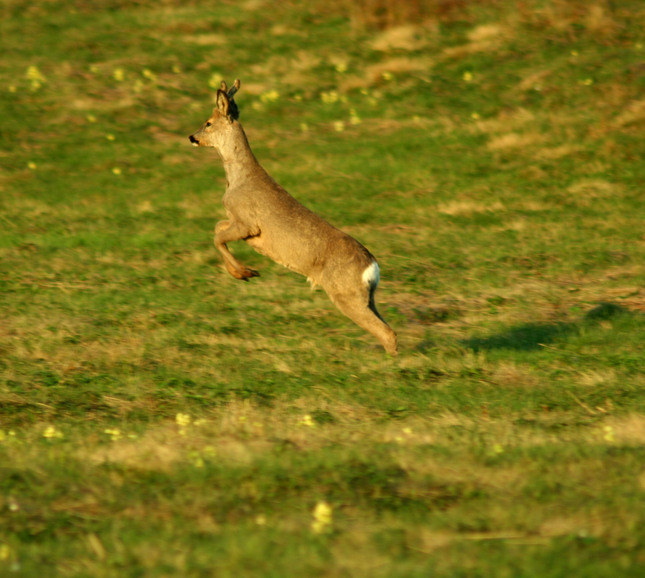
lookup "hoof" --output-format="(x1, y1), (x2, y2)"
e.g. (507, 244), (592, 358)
(236, 267), (260, 281)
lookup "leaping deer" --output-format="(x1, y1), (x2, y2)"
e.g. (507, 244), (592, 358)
(189, 79), (398, 355)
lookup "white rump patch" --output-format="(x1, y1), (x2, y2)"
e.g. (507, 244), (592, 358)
(362, 261), (380, 287)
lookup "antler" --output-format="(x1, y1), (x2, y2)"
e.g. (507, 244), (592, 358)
(228, 78), (240, 99)
(219, 79), (240, 100)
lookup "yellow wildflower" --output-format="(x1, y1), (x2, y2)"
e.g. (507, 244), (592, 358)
(395, 427), (414, 443)
(463, 71), (473, 82)
(188, 451), (204, 468)
(299, 414), (315, 427)
(113, 68), (125, 82)
(176, 413), (191, 435)
(260, 90), (280, 103)
(104, 428), (122, 441)
(142, 68), (156, 81)
(43, 426), (63, 439)
(311, 501), (333, 534)
(175, 413), (192, 426)
(321, 91), (339, 104)
(26, 65), (46, 91)
(25, 66), (45, 82)
(176, 413), (191, 427)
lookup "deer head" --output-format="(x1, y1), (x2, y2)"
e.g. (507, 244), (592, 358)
(189, 79), (241, 148)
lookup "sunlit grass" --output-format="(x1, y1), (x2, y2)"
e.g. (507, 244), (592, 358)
(1, 0), (645, 576)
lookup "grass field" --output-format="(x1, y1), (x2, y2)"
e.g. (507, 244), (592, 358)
(1, 0), (645, 575)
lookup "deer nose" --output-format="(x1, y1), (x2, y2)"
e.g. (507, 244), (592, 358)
(189, 134), (199, 145)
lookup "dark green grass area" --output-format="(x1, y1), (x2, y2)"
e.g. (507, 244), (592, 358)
(2, 0), (645, 576)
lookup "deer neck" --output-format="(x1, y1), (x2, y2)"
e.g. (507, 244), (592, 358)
(218, 122), (263, 189)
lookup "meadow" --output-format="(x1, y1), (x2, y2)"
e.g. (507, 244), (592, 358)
(1, 0), (645, 575)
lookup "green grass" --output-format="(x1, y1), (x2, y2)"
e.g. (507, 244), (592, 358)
(2, 0), (645, 575)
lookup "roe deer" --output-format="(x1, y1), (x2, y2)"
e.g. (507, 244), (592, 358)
(189, 79), (397, 355)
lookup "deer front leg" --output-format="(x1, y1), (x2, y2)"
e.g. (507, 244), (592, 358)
(214, 220), (260, 281)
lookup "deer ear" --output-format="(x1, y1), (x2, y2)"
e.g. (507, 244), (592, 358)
(216, 88), (230, 117)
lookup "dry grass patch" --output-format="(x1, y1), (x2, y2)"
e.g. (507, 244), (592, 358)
(518, 1), (616, 36)
(584, 3), (621, 39)
(492, 362), (540, 388)
(600, 415), (645, 445)
(613, 99), (645, 129)
(437, 199), (506, 216)
(90, 428), (187, 471)
(470, 108), (537, 136)
(487, 131), (548, 151)
(539, 514), (609, 541)
(537, 143), (583, 160)
(566, 178), (623, 199)
(86, 407), (277, 471)
(247, 51), (323, 93)
(339, 57), (434, 91)
(443, 23), (514, 58)
(576, 369), (617, 388)
(369, 23), (438, 52)
(84, 398), (430, 472)
(84, 400), (617, 480)
(181, 33), (227, 46)
(517, 69), (553, 93)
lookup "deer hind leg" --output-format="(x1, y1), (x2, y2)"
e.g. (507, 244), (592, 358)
(330, 287), (398, 355)
(214, 220), (260, 281)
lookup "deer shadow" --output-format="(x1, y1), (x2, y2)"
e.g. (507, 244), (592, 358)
(462, 321), (574, 352)
(460, 303), (630, 353)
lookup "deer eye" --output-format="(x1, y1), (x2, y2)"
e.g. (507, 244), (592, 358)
(205, 121), (212, 127)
